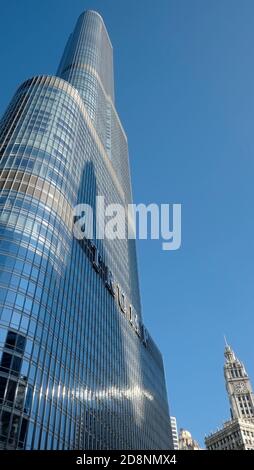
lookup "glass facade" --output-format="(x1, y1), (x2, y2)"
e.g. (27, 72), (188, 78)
(0, 10), (173, 449)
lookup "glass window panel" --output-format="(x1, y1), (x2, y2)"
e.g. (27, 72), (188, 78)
(15, 382), (26, 410)
(19, 418), (28, 443)
(24, 385), (32, 414)
(16, 334), (26, 353)
(0, 411), (11, 437)
(12, 356), (22, 374)
(0, 352), (12, 370)
(11, 312), (21, 327)
(5, 331), (17, 349)
(0, 328), (7, 345)
(6, 379), (17, 403)
(0, 376), (7, 400)
(9, 414), (20, 439)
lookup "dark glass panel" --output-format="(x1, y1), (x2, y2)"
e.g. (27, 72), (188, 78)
(5, 331), (16, 349)
(0, 352), (12, 370)
(0, 376), (7, 400)
(5, 379), (17, 403)
(19, 417), (28, 443)
(12, 356), (22, 374)
(0, 411), (11, 437)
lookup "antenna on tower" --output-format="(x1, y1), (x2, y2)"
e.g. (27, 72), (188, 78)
(224, 335), (229, 347)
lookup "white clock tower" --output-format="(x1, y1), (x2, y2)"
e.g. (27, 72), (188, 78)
(205, 342), (254, 449)
(224, 339), (254, 420)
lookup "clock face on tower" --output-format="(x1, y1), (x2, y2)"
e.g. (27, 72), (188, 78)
(233, 382), (247, 394)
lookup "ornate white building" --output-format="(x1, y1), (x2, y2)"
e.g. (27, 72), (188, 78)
(178, 428), (200, 450)
(205, 342), (254, 450)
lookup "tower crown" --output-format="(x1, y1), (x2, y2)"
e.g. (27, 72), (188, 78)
(224, 342), (247, 374)
(223, 341), (254, 420)
(224, 345), (236, 363)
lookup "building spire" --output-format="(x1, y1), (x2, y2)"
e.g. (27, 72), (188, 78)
(224, 339), (236, 363)
(224, 335), (229, 347)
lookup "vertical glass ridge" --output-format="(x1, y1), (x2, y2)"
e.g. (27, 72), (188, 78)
(0, 10), (173, 450)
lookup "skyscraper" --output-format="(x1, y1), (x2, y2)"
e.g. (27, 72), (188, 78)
(205, 342), (254, 450)
(0, 10), (172, 450)
(170, 416), (179, 450)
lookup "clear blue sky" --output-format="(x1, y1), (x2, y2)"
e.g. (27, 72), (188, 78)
(1, 0), (254, 447)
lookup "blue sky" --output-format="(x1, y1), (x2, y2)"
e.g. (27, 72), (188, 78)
(1, 0), (254, 446)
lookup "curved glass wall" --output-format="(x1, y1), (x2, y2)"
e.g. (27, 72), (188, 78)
(0, 11), (172, 450)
